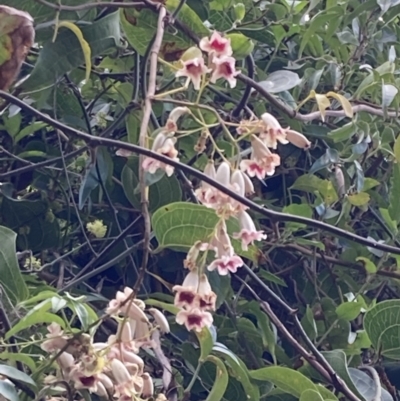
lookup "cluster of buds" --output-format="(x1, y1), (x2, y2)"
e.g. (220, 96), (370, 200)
(41, 287), (169, 400)
(176, 31), (240, 89)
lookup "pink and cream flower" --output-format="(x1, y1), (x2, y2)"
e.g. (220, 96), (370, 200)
(259, 112), (288, 149)
(233, 211), (267, 251)
(176, 308), (213, 332)
(199, 31), (233, 57)
(240, 135), (281, 180)
(176, 55), (211, 90)
(210, 55), (240, 88)
(142, 132), (179, 177)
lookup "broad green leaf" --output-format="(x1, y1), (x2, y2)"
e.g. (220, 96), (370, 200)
(13, 122), (48, 143)
(336, 302), (363, 321)
(364, 300), (400, 359)
(362, 178), (380, 191)
(144, 299), (179, 315)
(0, 365), (36, 386)
(382, 84), (398, 112)
(257, 71), (301, 94)
(290, 174), (325, 193)
(23, 11), (122, 90)
(300, 389), (323, 401)
(121, 157), (182, 212)
(0, 226), (29, 304)
(121, 0), (209, 59)
(205, 356), (229, 401)
(258, 270), (287, 287)
(250, 367), (318, 398)
(347, 192), (370, 207)
(151, 202), (259, 262)
(226, 33), (254, 59)
(379, 208), (398, 235)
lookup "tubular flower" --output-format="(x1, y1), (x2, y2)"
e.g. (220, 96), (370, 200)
(176, 308), (213, 332)
(176, 56), (210, 90)
(165, 106), (190, 133)
(233, 211), (267, 251)
(199, 31), (233, 57)
(41, 323), (69, 353)
(142, 132), (179, 177)
(285, 129), (311, 149)
(210, 55), (240, 88)
(240, 135), (281, 179)
(260, 112), (288, 149)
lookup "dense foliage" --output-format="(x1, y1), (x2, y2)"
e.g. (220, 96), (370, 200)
(3, 0), (400, 401)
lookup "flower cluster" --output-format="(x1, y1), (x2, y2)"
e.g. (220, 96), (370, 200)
(142, 107), (189, 177)
(41, 287), (169, 400)
(176, 31), (240, 89)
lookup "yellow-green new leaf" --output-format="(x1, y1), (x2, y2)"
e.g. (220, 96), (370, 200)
(394, 134), (400, 163)
(55, 21), (91, 82)
(348, 192), (370, 206)
(205, 356), (229, 401)
(313, 91), (331, 121)
(327, 91), (354, 118)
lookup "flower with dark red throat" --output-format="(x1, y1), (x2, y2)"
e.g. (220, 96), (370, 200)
(199, 31), (233, 57)
(210, 56), (240, 88)
(176, 308), (213, 332)
(176, 49), (211, 90)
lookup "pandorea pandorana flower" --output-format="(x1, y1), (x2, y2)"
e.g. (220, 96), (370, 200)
(142, 132), (179, 177)
(233, 211), (267, 251)
(176, 308), (213, 332)
(210, 55), (240, 88)
(199, 31), (232, 57)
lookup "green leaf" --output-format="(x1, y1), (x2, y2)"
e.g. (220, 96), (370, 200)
(0, 381), (19, 401)
(250, 367), (318, 398)
(290, 174), (325, 193)
(336, 302), (363, 321)
(364, 299), (400, 359)
(144, 299), (179, 315)
(226, 33), (254, 59)
(0, 353), (36, 372)
(356, 257), (377, 274)
(300, 389), (324, 401)
(213, 343), (260, 401)
(121, 1), (208, 59)
(0, 365), (36, 386)
(0, 226), (29, 304)
(301, 305), (317, 341)
(121, 157), (182, 212)
(347, 192), (370, 207)
(6, 311), (65, 340)
(197, 327), (214, 362)
(362, 178), (380, 191)
(205, 356), (229, 401)
(328, 122), (356, 143)
(394, 135), (400, 163)
(151, 202), (259, 262)
(283, 204), (313, 231)
(258, 270), (287, 287)
(389, 164), (400, 222)
(23, 12), (122, 90)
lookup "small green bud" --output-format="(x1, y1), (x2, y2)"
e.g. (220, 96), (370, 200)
(233, 3), (245, 22)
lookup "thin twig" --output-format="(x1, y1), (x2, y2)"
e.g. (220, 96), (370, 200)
(135, 6), (167, 294)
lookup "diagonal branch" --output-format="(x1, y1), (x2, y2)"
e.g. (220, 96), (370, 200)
(0, 90), (400, 255)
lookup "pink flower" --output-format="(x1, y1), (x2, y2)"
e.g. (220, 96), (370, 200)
(176, 308), (213, 332)
(259, 113), (288, 149)
(199, 31), (233, 57)
(233, 211), (266, 251)
(176, 57), (210, 90)
(210, 56), (240, 88)
(208, 254), (244, 276)
(240, 135), (281, 179)
(41, 323), (69, 353)
(207, 221), (244, 275)
(184, 241), (209, 270)
(142, 132), (179, 177)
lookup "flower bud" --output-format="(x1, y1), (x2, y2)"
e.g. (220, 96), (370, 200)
(216, 162), (231, 186)
(142, 373), (154, 397)
(234, 3), (246, 22)
(285, 129), (311, 149)
(149, 308), (170, 333)
(111, 359), (131, 384)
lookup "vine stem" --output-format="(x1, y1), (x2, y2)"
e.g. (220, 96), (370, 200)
(135, 5), (167, 294)
(0, 90), (400, 255)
